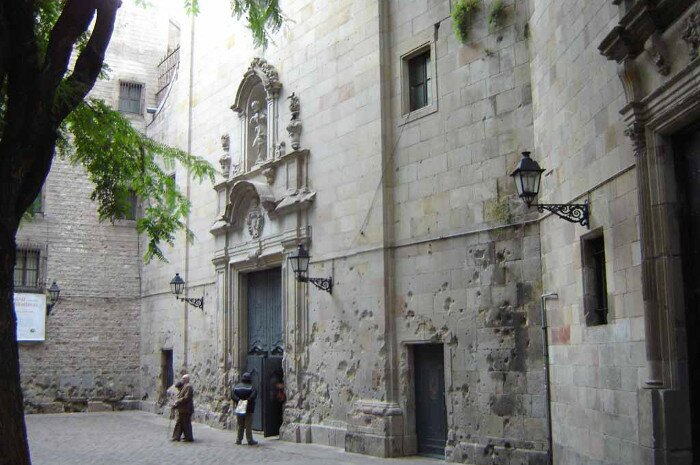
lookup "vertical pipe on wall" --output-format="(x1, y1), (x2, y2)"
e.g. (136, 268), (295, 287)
(183, 11), (196, 369)
(540, 292), (558, 465)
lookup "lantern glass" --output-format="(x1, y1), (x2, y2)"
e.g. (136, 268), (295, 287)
(289, 244), (310, 276)
(511, 151), (544, 206)
(170, 273), (185, 296)
(48, 281), (60, 305)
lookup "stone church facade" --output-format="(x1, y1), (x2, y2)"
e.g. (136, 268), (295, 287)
(17, 1), (700, 464)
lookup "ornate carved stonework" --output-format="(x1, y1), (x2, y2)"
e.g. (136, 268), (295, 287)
(624, 122), (646, 157)
(644, 32), (670, 76)
(262, 166), (276, 185)
(250, 100), (267, 164)
(274, 141), (286, 159)
(246, 202), (265, 239)
(682, 5), (700, 60)
(219, 134), (231, 177)
(287, 93), (302, 150)
(248, 57), (282, 96)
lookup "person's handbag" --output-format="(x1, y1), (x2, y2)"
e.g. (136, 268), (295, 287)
(235, 399), (248, 416)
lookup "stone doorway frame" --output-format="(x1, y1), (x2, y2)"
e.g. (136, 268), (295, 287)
(622, 58), (700, 463)
(400, 338), (454, 457)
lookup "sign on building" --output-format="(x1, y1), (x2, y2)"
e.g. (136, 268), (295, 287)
(15, 292), (46, 342)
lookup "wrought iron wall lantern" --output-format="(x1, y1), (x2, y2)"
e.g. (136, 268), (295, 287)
(46, 281), (61, 316)
(169, 273), (204, 310)
(511, 151), (589, 228)
(288, 244), (333, 294)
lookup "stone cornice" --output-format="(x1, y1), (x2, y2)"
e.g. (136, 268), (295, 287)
(600, 0), (694, 63)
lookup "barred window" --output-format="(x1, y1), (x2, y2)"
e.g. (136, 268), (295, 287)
(119, 82), (143, 114)
(14, 249), (41, 290)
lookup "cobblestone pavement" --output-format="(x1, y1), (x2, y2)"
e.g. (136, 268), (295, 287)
(26, 411), (444, 465)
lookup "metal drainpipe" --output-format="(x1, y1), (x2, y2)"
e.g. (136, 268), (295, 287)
(540, 292), (558, 465)
(183, 11), (196, 369)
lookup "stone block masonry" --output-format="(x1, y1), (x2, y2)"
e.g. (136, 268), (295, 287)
(17, 0), (168, 413)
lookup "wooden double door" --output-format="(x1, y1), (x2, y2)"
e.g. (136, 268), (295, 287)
(245, 267), (284, 437)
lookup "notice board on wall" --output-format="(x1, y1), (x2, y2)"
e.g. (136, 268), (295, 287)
(15, 292), (46, 342)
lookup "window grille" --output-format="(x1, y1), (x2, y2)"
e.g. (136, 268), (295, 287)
(119, 82), (143, 114)
(14, 248), (41, 290)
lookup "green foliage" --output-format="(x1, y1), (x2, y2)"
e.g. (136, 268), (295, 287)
(452, 0), (479, 44)
(230, 0), (283, 48)
(9, 0), (280, 262)
(63, 100), (215, 262)
(486, 196), (514, 224)
(487, 0), (506, 29)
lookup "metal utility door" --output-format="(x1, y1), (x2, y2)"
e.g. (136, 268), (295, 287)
(414, 344), (447, 458)
(674, 128), (700, 458)
(245, 268), (284, 436)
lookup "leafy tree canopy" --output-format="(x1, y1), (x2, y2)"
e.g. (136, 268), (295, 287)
(12, 0), (283, 261)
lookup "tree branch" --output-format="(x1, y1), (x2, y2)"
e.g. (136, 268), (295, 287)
(40, 0), (97, 101)
(54, 0), (121, 122)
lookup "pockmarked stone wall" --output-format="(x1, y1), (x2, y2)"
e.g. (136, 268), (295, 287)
(18, 0), (169, 413)
(387, 0), (546, 462)
(140, 0), (394, 440)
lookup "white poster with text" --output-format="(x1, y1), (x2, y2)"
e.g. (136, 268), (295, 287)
(15, 293), (46, 342)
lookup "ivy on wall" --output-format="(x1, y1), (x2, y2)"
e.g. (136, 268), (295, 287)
(452, 0), (480, 44)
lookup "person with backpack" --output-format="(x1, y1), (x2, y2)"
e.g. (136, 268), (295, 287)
(231, 372), (258, 445)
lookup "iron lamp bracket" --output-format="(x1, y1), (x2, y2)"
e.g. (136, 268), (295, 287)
(299, 276), (333, 294)
(176, 296), (204, 310)
(533, 201), (589, 228)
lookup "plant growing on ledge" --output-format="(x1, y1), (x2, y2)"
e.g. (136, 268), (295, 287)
(488, 0), (506, 29)
(452, 0), (480, 44)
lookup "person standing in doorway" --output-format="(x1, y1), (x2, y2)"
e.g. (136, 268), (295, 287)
(172, 374), (194, 442)
(232, 372), (258, 445)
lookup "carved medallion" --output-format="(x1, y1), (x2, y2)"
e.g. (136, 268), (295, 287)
(246, 204), (265, 239)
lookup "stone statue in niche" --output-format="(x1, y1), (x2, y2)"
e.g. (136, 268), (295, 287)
(274, 141), (286, 159)
(246, 200), (265, 239)
(286, 93), (302, 150)
(249, 100), (267, 164)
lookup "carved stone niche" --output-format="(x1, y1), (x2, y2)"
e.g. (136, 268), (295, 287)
(230, 58), (282, 174)
(224, 180), (277, 234)
(211, 59), (315, 238)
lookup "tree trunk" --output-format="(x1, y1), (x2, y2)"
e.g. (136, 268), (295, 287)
(0, 224), (29, 465)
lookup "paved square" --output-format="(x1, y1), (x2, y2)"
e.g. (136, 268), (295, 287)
(26, 411), (444, 465)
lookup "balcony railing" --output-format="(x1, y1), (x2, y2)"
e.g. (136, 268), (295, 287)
(156, 46), (180, 103)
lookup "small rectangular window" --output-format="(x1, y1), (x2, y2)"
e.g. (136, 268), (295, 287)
(119, 82), (143, 114)
(582, 232), (608, 326)
(408, 51), (431, 111)
(14, 248), (41, 290)
(161, 349), (174, 391)
(125, 190), (138, 220)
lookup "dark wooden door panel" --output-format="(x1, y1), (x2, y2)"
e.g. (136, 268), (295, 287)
(246, 355), (264, 431)
(414, 344), (446, 457)
(246, 268), (283, 436)
(263, 356), (283, 437)
(674, 129), (700, 457)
